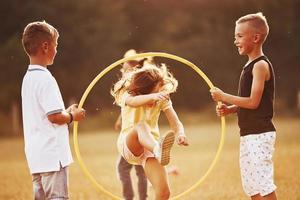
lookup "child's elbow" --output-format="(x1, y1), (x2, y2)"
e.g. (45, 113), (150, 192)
(248, 102), (259, 109)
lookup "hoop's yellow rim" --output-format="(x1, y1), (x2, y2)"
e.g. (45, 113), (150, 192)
(73, 52), (226, 199)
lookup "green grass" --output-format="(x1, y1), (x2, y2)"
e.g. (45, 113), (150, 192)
(0, 118), (299, 199)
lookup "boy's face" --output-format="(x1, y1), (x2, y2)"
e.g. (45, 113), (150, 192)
(234, 22), (256, 55)
(44, 37), (58, 66)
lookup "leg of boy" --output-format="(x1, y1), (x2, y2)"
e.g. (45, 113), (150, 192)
(250, 191), (277, 200)
(144, 157), (170, 200)
(32, 174), (46, 200)
(40, 166), (69, 200)
(118, 156), (134, 200)
(240, 132), (277, 200)
(240, 136), (260, 197)
(135, 165), (148, 200)
(250, 194), (263, 200)
(262, 192), (277, 200)
(258, 132), (277, 200)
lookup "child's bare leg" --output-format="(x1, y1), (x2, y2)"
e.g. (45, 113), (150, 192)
(250, 191), (277, 200)
(126, 122), (157, 156)
(262, 192), (277, 200)
(135, 122), (158, 151)
(144, 157), (170, 200)
(251, 194), (263, 200)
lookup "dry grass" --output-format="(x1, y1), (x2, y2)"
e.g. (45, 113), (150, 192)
(0, 118), (299, 200)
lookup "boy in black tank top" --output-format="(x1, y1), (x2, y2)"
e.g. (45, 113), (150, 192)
(210, 13), (277, 200)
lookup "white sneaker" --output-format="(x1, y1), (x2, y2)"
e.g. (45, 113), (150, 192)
(155, 130), (175, 166)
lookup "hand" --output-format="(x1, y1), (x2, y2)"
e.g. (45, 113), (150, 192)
(216, 103), (231, 116)
(210, 87), (224, 102)
(66, 104), (78, 113)
(177, 134), (188, 146)
(71, 107), (86, 121)
(151, 92), (170, 102)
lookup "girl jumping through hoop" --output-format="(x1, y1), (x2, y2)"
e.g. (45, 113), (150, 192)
(111, 63), (188, 200)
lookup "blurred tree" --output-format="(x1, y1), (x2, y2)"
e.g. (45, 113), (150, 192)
(0, 0), (299, 119)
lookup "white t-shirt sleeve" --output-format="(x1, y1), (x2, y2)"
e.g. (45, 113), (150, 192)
(38, 77), (65, 116)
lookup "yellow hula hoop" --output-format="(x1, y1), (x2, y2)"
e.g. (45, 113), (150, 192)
(73, 52), (226, 199)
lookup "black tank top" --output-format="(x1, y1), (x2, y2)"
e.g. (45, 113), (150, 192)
(237, 55), (276, 136)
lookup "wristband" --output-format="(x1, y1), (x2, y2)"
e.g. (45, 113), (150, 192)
(68, 112), (73, 124)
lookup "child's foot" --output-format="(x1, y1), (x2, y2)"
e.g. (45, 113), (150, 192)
(154, 130), (175, 166)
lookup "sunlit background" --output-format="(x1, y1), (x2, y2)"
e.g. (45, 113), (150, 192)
(0, 0), (299, 199)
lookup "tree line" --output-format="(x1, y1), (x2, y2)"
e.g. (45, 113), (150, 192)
(0, 0), (299, 115)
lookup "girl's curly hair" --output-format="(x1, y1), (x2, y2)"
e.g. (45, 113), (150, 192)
(111, 63), (178, 106)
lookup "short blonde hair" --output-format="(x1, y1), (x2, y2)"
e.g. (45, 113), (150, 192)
(236, 12), (269, 43)
(22, 21), (59, 56)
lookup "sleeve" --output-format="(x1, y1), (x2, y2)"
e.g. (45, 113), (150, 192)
(161, 99), (172, 111)
(38, 77), (65, 116)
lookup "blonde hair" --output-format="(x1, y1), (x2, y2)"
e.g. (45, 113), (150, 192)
(236, 12), (269, 43)
(111, 63), (178, 106)
(22, 21), (59, 56)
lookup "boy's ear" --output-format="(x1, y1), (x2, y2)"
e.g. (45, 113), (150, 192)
(253, 34), (261, 43)
(41, 41), (49, 53)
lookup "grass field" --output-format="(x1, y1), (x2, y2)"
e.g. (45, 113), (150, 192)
(0, 118), (299, 200)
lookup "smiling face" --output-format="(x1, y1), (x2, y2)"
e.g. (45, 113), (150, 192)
(234, 22), (256, 56)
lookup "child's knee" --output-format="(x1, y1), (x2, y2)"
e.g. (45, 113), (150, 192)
(156, 187), (170, 199)
(154, 180), (170, 199)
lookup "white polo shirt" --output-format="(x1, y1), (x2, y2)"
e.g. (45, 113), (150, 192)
(21, 65), (73, 174)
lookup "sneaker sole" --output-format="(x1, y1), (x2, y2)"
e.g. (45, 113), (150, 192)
(160, 130), (175, 166)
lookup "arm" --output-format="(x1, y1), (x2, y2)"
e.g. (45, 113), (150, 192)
(164, 106), (188, 146)
(48, 106), (86, 125)
(211, 60), (270, 109)
(38, 78), (85, 125)
(114, 114), (122, 131)
(125, 92), (169, 107)
(47, 111), (73, 125)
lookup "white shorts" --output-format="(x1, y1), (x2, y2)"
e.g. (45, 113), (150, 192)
(117, 133), (155, 167)
(240, 131), (277, 197)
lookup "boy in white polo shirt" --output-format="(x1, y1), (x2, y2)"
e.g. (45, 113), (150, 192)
(21, 21), (85, 200)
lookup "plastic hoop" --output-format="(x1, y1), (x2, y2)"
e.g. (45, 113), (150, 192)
(73, 52), (226, 199)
